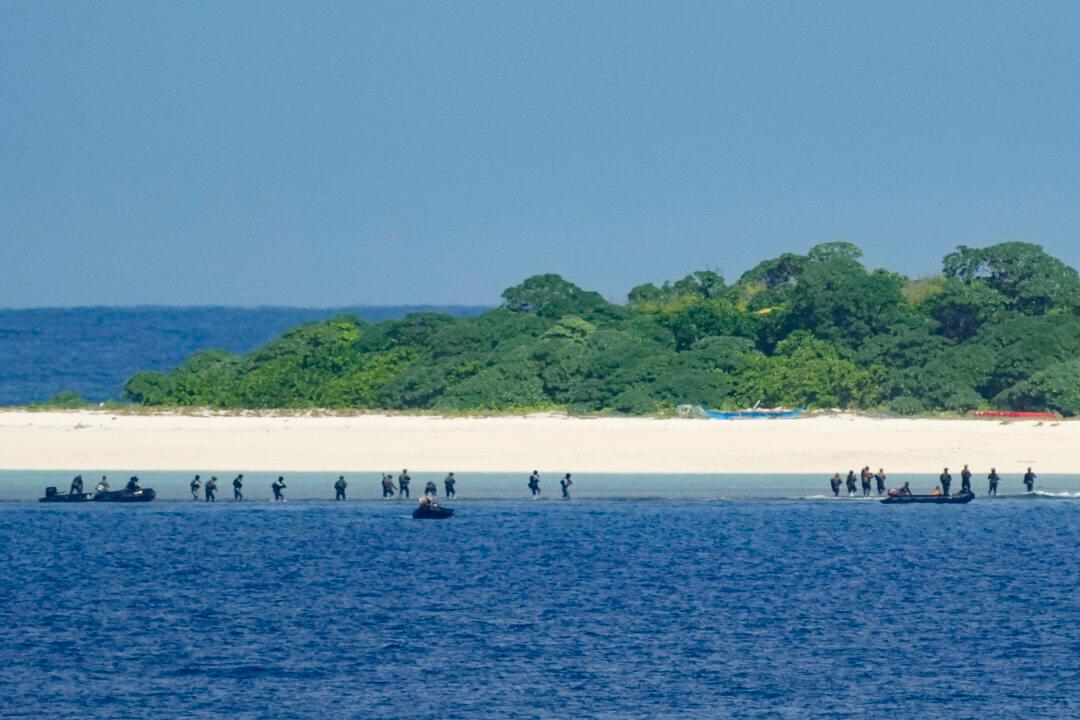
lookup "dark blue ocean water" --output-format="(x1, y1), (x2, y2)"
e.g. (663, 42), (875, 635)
(1, 495), (1077, 719)
(0, 306), (486, 406)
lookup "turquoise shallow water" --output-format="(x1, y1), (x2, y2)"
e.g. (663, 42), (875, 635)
(2, 471), (1079, 502)
(1, 475), (1077, 718)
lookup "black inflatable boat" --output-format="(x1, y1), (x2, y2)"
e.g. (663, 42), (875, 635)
(881, 491), (974, 505)
(412, 503), (454, 519)
(93, 488), (156, 502)
(39, 488), (92, 503)
(40, 487), (156, 503)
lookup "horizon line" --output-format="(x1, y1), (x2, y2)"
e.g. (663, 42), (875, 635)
(0, 303), (495, 312)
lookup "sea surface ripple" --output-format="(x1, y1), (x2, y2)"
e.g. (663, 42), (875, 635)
(1, 498), (1077, 719)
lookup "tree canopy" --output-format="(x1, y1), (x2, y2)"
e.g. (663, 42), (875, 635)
(122, 242), (1080, 416)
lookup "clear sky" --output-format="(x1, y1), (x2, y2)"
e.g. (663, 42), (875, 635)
(3, 1), (1079, 307)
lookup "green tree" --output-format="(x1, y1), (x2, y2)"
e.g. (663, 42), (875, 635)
(375, 363), (453, 408)
(628, 270), (726, 304)
(783, 255), (907, 348)
(37, 391), (89, 408)
(650, 337), (760, 409)
(996, 359), (1080, 416)
(533, 317), (594, 401)
(653, 297), (757, 351)
(806, 241), (863, 263)
(859, 320), (994, 412)
(502, 274), (621, 321)
(942, 242), (1080, 315)
(738, 252), (807, 291)
(977, 315), (1080, 398)
(228, 317), (373, 408)
(736, 332), (884, 408)
(124, 349), (241, 406)
(435, 345), (550, 411)
(920, 279), (1009, 341)
(561, 329), (671, 410)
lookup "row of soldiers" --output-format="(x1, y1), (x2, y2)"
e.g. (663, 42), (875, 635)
(183, 469), (576, 501)
(184, 472), (457, 502)
(829, 468), (889, 497)
(378, 470), (457, 499)
(379, 469), (574, 499)
(189, 474), (250, 501)
(185, 474), (287, 501)
(935, 465), (1037, 496)
(829, 464), (1038, 497)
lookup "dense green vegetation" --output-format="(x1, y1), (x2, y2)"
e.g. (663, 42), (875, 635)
(35, 391), (90, 409)
(123, 242), (1080, 416)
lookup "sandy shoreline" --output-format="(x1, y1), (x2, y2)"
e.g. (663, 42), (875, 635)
(0, 410), (1076, 474)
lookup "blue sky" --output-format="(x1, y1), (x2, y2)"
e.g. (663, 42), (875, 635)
(3, 1), (1079, 307)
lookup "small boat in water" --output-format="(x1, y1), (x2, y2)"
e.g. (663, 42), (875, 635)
(39, 486), (156, 503)
(412, 502), (454, 519)
(39, 488), (92, 503)
(93, 488), (156, 502)
(881, 491), (974, 505)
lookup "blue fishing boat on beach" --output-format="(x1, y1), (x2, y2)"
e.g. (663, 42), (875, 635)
(705, 407), (803, 420)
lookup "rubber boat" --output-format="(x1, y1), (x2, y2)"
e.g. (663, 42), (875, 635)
(412, 503), (454, 519)
(881, 490), (974, 505)
(93, 488), (156, 502)
(39, 486), (156, 503)
(39, 488), (92, 503)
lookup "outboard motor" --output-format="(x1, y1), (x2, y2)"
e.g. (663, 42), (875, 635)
(45, 486), (57, 498)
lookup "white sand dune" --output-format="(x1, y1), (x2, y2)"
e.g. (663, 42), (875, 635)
(0, 410), (1074, 474)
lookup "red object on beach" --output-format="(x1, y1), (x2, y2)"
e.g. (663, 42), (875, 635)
(972, 410), (1057, 419)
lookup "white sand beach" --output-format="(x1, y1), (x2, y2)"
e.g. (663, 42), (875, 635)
(0, 410), (1075, 474)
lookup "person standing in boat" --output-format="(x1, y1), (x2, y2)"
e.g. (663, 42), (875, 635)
(845, 471), (857, 497)
(960, 465), (972, 494)
(560, 473), (573, 499)
(875, 468), (886, 496)
(94, 475), (110, 495)
(1023, 467), (1036, 492)
(205, 476), (218, 502)
(424, 480), (437, 498)
(272, 476), (286, 501)
(444, 472), (456, 499)
(829, 473), (842, 497)
(939, 468), (952, 496)
(987, 468), (1000, 496)
(528, 470), (541, 497)
(69, 475), (84, 496)
(398, 469), (411, 499)
(860, 467), (872, 497)
(190, 475), (201, 500)
(233, 474), (244, 501)
(335, 475), (347, 501)
(381, 473), (396, 498)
